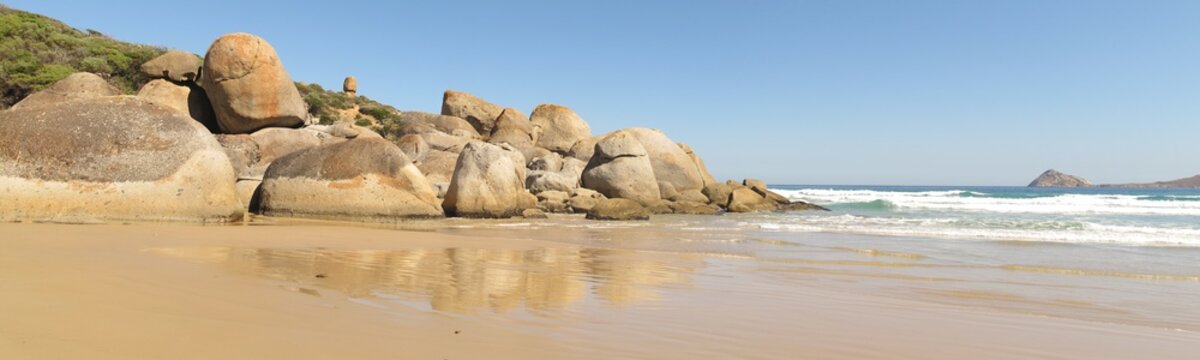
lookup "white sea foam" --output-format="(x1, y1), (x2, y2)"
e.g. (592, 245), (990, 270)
(773, 188), (1200, 216)
(752, 188), (1200, 246)
(740, 214), (1200, 246)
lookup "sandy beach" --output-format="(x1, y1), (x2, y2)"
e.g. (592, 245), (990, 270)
(3, 218), (1198, 359)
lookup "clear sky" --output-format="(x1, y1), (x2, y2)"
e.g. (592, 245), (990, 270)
(9, 0), (1199, 185)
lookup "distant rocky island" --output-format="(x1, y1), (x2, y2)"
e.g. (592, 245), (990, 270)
(1028, 169), (1200, 188)
(0, 5), (826, 224)
(1028, 169), (1092, 188)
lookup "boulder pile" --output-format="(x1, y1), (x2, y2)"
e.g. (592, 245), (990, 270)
(0, 32), (824, 224)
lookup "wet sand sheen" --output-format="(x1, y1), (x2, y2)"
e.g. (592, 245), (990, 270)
(1, 221), (1199, 359)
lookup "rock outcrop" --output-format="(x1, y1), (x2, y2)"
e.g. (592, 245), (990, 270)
(668, 201), (720, 215)
(201, 33), (308, 134)
(1102, 175), (1200, 189)
(779, 201), (831, 212)
(580, 132), (662, 205)
(137, 79), (218, 132)
(526, 171), (576, 194)
(586, 198), (650, 221)
(11, 72), (120, 110)
(258, 138), (443, 220)
(217, 126), (359, 209)
(702, 183), (734, 206)
(442, 142), (535, 218)
(0, 20), (821, 222)
(568, 137), (599, 162)
(441, 90), (503, 137)
(395, 134), (431, 162)
(568, 188), (606, 213)
(535, 190), (571, 213)
(488, 108), (536, 159)
(0, 96), (242, 222)
(223, 127), (337, 179)
(1028, 169), (1092, 187)
(619, 128), (708, 192)
(679, 143), (718, 186)
(416, 149), (460, 192)
(400, 111), (480, 139)
(530, 104), (591, 153)
(139, 50), (203, 83)
(726, 187), (778, 213)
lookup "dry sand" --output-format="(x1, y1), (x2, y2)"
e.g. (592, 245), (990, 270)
(1, 221), (1197, 359)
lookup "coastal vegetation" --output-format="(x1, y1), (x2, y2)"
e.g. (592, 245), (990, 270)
(0, 4), (163, 108)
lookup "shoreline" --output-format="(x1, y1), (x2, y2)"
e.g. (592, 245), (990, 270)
(3, 221), (1198, 359)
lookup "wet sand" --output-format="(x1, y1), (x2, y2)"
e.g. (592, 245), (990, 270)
(2, 218), (1198, 359)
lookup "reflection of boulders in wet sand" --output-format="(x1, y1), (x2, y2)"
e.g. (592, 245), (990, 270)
(173, 246), (699, 314)
(583, 249), (698, 305)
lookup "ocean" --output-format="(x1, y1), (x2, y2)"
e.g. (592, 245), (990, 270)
(766, 185), (1200, 247)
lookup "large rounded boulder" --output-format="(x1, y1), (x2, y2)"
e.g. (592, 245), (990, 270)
(443, 142), (535, 218)
(618, 128), (709, 192)
(567, 136), (599, 162)
(416, 149), (460, 192)
(137, 79), (218, 132)
(11, 72), (120, 110)
(679, 142), (718, 186)
(0, 96), (243, 222)
(140, 50), (203, 83)
(201, 33), (308, 134)
(726, 187), (778, 213)
(217, 127), (344, 181)
(580, 132), (661, 205)
(258, 138), (443, 220)
(399, 111), (480, 139)
(530, 104), (591, 153)
(441, 90), (503, 136)
(488, 108), (536, 159)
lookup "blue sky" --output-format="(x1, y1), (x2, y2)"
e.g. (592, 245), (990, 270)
(10, 0), (1200, 185)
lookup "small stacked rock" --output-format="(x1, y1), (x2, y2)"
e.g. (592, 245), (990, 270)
(343, 76), (357, 98)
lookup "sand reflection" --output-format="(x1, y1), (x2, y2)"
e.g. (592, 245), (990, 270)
(150, 246), (701, 314)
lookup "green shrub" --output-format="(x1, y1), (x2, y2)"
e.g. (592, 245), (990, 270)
(358, 106), (394, 121)
(0, 5), (164, 107)
(354, 115), (371, 127)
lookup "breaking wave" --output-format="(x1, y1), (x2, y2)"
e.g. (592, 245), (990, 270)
(771, 188), (1200, 216)
(750, 187), (1200, 247)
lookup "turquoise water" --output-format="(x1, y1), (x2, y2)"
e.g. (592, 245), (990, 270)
(763, 185), (1200, 247)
